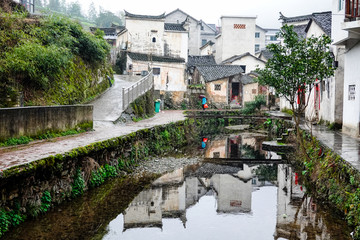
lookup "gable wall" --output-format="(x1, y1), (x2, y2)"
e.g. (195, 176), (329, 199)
(166, 11), (200, 55)
(126, 18), (165, 56)
(231, 56), (265, 73)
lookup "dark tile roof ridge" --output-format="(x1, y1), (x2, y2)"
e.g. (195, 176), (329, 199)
(280, 11), (331, 23)
(164, 23), (187, 31)
(196, 64), (244, 82)
(124, 10), (165, 19)
(128, 52), (185, 63)
(187, 55), (216, 66)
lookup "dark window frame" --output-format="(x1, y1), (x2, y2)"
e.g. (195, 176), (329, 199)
(153, 67), (160, 75)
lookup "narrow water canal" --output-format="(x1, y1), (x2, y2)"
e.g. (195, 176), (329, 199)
(5, 132), (352, 240)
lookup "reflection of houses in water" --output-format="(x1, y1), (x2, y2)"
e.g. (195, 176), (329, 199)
(123, 187), (163, 230)
(274, 164), (336, 239)
(205, 138), (227, 159)
(211, 174), (252, 213)
(205, 134), (267, 160)
(274, 164), (305, 239)
(124, 167), (208, 230)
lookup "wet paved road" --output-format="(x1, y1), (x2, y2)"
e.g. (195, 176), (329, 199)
(0, 111), (186, 171)
(92, 75), (134, 122)
(302, 123), (360, 172)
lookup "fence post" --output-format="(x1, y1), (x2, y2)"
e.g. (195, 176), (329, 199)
(122, 87), (125, 110)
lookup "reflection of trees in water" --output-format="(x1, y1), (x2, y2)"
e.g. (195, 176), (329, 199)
(255, 164), (277, 182)
(240, 144), (265, 159)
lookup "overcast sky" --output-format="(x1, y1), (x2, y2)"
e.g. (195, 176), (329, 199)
(77, 0), (332, 28)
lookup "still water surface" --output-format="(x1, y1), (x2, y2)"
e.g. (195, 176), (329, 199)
(5, 133), (352, 240)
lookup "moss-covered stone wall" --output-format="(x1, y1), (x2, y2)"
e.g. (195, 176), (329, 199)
(294, 133), (360, 240)
(0, 118), (210, 236)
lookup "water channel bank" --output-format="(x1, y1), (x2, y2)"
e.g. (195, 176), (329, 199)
(3, 132), (352, 239)
(1, 117), (262, 237)
(2, 113), (360, 239)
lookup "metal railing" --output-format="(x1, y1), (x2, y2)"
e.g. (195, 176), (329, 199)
(346, 0), (360, 19)
(122, 71), (154, 110)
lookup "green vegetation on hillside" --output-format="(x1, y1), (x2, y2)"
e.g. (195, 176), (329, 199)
(0, 8), (113, 107)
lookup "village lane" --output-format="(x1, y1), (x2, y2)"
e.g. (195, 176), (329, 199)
(0, 110), (186, 171)
(92, 75), (134, 122)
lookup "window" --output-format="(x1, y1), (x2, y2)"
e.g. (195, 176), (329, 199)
(153, 68), (160, 75)
(202, 39), (207, 46)
(213, 152), (220, 158)
(255, 32), (260, 38)
(339, 0), (344, 11)
(349, 85), (356, 100)
(152, 37), (156, 43)
(240, 65), (246, 73)
(214, 84), (221, 91)
(270, 36), (277, 41)
(255, 44), (260, 52)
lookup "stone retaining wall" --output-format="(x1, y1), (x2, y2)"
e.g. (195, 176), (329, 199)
(0, 105), (93, 141)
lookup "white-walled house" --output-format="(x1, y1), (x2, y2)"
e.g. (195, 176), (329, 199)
(215, 15), (257, 63)
(332, 0), (360, 136)
(264, 28), (280, 46)
(255, 25), (267, 53)
(221, 52), (266, 74)
(279, 11), (343, 125)
(117, 11), (188, 106)
(165, 9), (217, 56)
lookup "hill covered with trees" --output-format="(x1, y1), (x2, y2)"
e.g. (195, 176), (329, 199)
(0, 2), (113, 107)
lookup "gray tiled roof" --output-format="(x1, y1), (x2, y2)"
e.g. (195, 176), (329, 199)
(196, 65), (244, 82)
(293, 25), (308, 39)
(241, 74), (256, 85)
(222, 52), (266, 65)
(258, 49), (273, 60)
(188, 55), (216, 67)
(164, 23), (187, 32)
(280, 11), (332, 37)
(128, 52), (185, 63)
(312, 12), (332, 37)
(124, 10), (165, 20)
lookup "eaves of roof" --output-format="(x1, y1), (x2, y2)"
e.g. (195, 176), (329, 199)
(196, 65), (244, 82)
(128, 52), (185, 63)
(221, 52), (266, 64)
(124, 10), (165, 20)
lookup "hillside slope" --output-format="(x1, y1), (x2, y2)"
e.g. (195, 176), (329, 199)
(0, 4), (113, 107)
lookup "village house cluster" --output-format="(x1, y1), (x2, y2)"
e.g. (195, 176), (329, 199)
(95, 8), (280, 109)
(19, 0), (360, 137)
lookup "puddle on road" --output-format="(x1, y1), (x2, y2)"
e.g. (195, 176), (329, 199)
(4, 133), (352, 240)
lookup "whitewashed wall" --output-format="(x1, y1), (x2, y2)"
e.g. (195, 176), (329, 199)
(216, 16), (257, 63)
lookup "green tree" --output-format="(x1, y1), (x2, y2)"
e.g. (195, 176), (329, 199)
(257, 25), (335, 158)
(87, 2), (97, 23)
(95, 9), (122, 27)
(48, 0), (60, 12)
(67, 0), (83, 18)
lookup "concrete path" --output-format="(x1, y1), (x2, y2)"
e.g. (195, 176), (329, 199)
(0, 111), (186, 171)
(92, 75), (134, 122)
